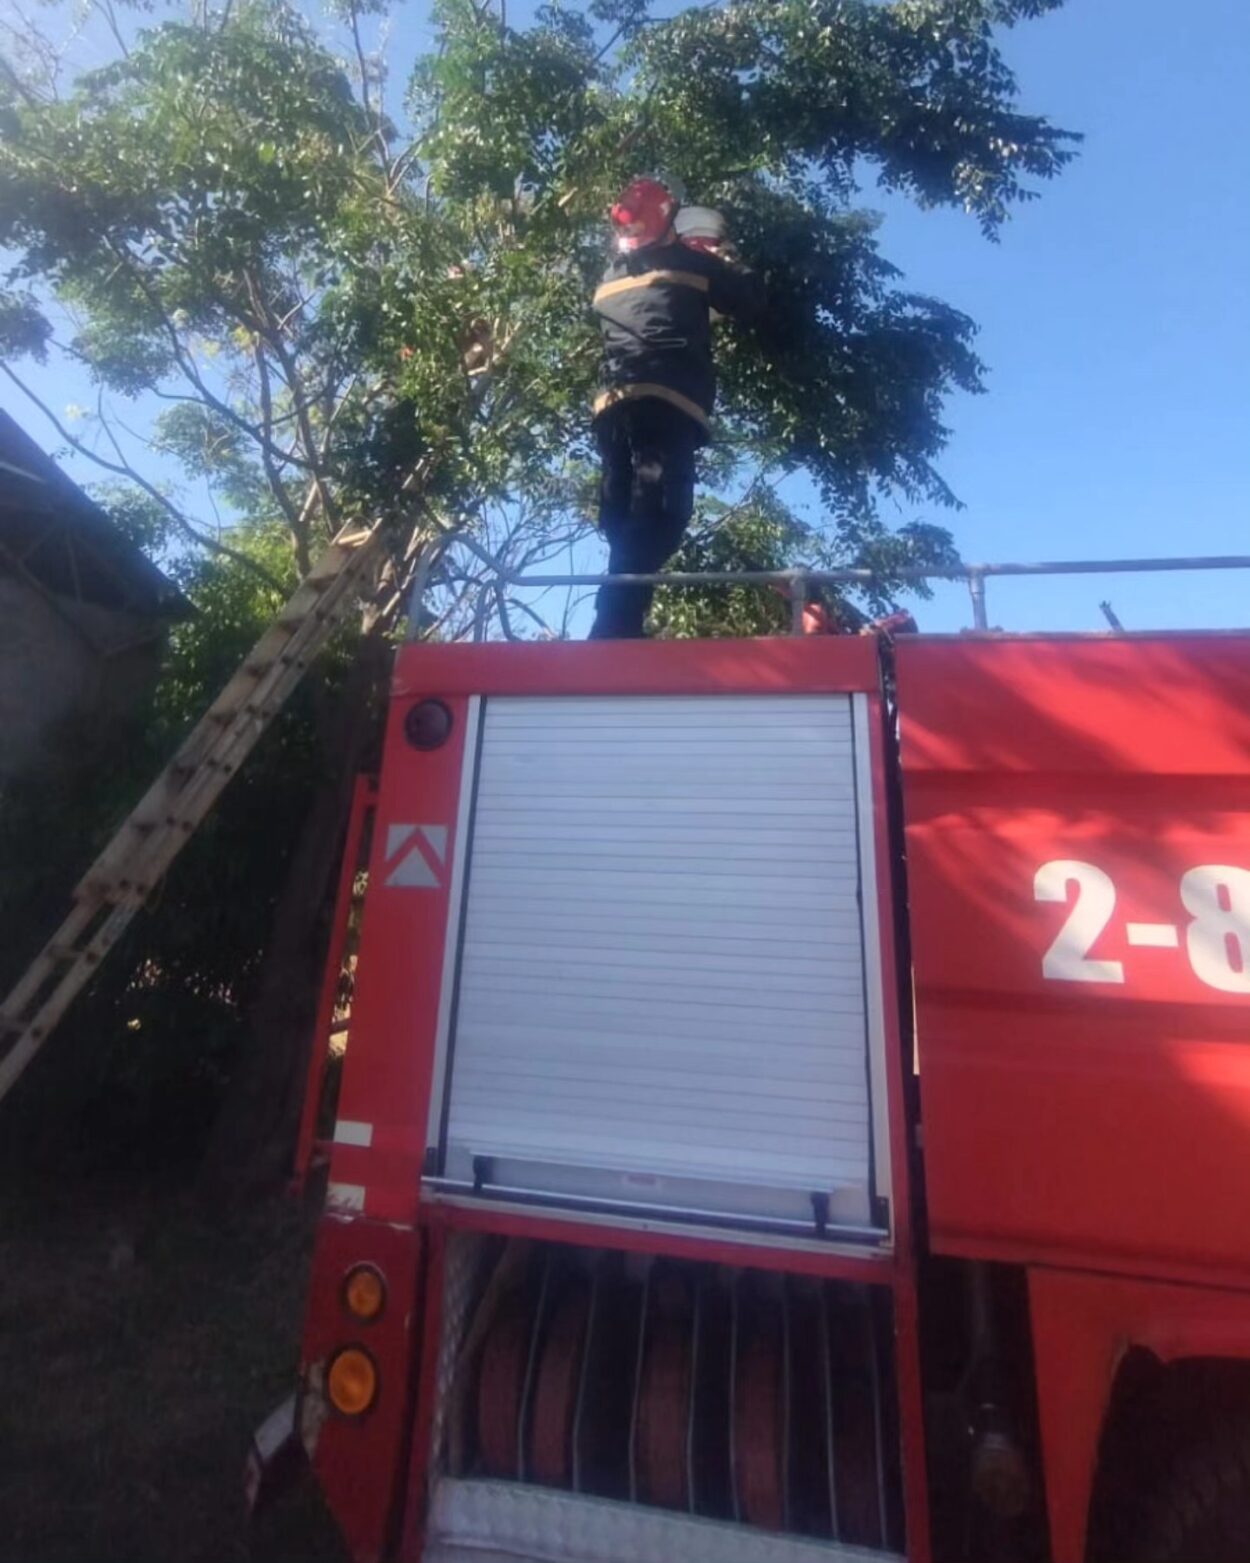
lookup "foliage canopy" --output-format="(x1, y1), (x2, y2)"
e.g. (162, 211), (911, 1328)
(2, 0), (1076, 623)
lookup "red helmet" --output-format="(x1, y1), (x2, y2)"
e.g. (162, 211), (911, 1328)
(609, 177), (678, 253)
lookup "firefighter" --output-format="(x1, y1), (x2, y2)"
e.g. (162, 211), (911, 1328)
(588, 178), (764, 639)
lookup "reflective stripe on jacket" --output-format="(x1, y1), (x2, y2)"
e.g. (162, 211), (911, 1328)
(592, 242), (762, 436)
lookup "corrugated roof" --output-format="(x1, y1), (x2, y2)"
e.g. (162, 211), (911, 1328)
(0, 408), (188, 618)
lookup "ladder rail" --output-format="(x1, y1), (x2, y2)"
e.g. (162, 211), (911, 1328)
(82, 548), (385, 904)
(78, 446), (433, 899)
(82, 525), (386, 896)
(1, 900), (103, 1022)
(0, 903), (136, 1097)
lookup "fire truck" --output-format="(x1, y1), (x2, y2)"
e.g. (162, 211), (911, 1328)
(278, 620), (1250, 1563)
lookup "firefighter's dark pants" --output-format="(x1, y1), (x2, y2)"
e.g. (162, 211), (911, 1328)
(589, 399), (700, 640)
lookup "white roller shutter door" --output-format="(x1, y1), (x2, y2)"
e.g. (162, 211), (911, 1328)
(436, 695), (883, 1233)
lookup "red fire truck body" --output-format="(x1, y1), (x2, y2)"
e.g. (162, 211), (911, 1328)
(292, 631), (1250, 1563)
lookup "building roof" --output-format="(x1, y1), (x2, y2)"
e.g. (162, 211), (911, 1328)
(0, 408), (187, 619)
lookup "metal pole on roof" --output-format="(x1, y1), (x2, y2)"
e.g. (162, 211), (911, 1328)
(968, 570), (989, 631)
(789, 573), (807, 636)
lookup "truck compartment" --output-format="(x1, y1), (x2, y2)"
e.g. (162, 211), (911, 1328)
(422, 689), (893, 1244)
(420, 1230), (905, 1562)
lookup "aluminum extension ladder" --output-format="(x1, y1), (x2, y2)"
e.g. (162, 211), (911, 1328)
(0, 507), (414, 1105)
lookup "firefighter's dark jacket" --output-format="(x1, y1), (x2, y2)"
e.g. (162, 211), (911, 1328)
(592, 241), (764, 439)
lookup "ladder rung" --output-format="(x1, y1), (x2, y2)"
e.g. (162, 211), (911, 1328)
(77, 879), (117, 904)
(312, 537), (367, 570)
(49, 942), (104, 965)
(80, 877), (148, 903)
(47, 941), (85, 961)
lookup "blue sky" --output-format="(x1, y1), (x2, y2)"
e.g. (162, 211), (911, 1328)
(5, 0), (1248, 633)
(866, 0), (1250, 631)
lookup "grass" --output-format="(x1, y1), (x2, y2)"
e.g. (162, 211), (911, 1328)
(0, 1180), (348, 1563)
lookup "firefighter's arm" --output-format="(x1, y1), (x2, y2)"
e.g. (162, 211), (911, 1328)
(703, 253), (767, 326)
(703, 252), (803, 354)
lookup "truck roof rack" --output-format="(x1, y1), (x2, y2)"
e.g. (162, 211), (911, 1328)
(412, 527), (1250, 635)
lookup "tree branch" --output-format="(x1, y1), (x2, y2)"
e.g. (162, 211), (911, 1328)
(349, 0), (375, 130)
(1, 363), (286, 593)
(252, 336), (312, 572)
(505, 592), (558, 638)
(495, 584), (519, 640)
(318, 372), (360, 456)
(91, 0), (129, 60)
(96, 231), (316, 474)
(0, 49), (42, 106)
(248, 279), (340, 532)
(0, 4), (63, 100)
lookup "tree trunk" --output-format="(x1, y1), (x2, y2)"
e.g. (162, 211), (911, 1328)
(199, 632), (393, 1199)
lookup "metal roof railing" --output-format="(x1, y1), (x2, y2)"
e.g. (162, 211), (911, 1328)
(408, 530), (1250, 637)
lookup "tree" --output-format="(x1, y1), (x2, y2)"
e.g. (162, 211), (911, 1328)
(1, 0), (1076, 619)
(0, 0), (1076, 1187)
